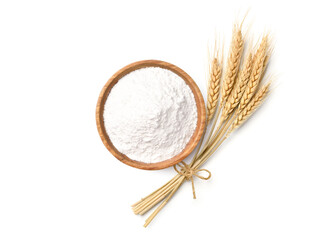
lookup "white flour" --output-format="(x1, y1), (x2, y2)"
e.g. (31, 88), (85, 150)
(104, 67), (197, 163)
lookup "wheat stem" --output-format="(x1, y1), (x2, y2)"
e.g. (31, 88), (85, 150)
(143, 177), (185, 227)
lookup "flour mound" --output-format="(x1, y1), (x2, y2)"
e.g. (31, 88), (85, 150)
(104, 67), (198, 163)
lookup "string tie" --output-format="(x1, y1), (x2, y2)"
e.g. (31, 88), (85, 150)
(173, 162), (211, 199)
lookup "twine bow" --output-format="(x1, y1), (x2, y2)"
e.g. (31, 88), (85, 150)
(173, 162), (211, 199)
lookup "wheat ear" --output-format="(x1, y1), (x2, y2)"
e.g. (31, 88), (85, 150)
(207, 57), (222, 123)
(220, 25), (244, 105)
(238, 36), (269, 112)
(232, 82), (271, 129)
(221, 52), (253, 121)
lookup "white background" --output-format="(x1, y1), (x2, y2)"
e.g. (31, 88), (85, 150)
(1, 0), (314, 239)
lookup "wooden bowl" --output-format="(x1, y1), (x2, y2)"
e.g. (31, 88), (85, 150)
(96, 60), (206, 170)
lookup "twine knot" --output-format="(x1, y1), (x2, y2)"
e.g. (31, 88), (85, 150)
(173, 162), (211, 199)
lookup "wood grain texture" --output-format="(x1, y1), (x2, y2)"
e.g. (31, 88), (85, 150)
(96, 60), (206, 170)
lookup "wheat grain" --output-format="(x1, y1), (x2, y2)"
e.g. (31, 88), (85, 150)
(220, 25), (244, 105)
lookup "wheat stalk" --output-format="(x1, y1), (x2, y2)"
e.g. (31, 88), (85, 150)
(220, 25), (244, 105)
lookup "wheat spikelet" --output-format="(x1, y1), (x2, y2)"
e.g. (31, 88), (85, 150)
(232, 82), (271, 130)
(251, 35), (269, 64)
(221, 52), (253, 121)
(207, 57), (222, 122)
(220, 25), (244, 105)
(260, 50), (271, 82)
(238, 36), (269, 112)
(262, 52), (270, 73)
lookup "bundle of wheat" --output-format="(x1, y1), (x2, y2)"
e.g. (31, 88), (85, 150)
(132, 23), (272, 227)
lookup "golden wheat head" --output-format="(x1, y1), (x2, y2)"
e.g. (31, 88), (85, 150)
(207, 57), (222, 123)
(220, 25), (244, 105)
(238, 36), (269, 112)
(232, 82), (271, 130)
(221, 52), (253, 121)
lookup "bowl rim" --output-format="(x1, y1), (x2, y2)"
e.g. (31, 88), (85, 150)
(96, 59), (206, 170)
